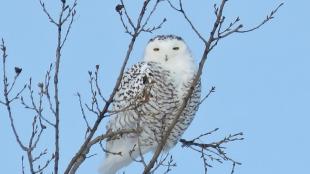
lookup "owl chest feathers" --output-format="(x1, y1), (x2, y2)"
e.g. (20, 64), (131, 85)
(158, 57), (196, 97)
(109, 60), (200, 145)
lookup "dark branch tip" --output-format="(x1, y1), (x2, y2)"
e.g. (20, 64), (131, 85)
(115, 4), (124, 13)
(38, 82), (44, 89)
(14, 67), (22, 74)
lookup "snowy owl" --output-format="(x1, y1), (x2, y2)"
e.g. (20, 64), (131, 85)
(99, 35), (201, 174)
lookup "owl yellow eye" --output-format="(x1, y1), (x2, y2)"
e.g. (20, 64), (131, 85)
(153, 48), (160, 51)
(172, 47), (179, 50)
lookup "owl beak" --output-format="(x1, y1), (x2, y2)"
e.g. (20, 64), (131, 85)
(165, 55), (168, 62)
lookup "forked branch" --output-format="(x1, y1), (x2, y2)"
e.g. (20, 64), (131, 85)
(180, 129), (244, 174)
(1, 39), (54, 174)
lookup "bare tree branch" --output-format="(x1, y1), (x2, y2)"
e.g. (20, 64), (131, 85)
(64, 0), (165, 173)
(44, 63), (56, 115)
(66, 128), (140, 174)
(60, 0), (77, 48)
(1, 39), (28, 151)
(237, 2), (284, 33)
(39, 0), (58, 26)
(2, 39), (55, 174)
(94, 65), (108, 103)
(39, 0), (79, 173)
(21, 156), (25, 174)
(230, 162), (236, 174)
(143, 1), (283, 173)
(166, 0), (208, 44)
(140, 0), (167, 33)
(120, 0), (135, 31)
(180, 130), (244, 173)
(76, 92), (92, 138)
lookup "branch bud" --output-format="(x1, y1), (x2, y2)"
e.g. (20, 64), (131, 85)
(115, 4), (124, 13)
(14, 67), (22, 75)
(38, 82), (44, 89)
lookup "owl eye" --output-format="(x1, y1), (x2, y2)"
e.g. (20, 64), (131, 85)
(172, 47), (179, 50)
(153, 48), (160, 51)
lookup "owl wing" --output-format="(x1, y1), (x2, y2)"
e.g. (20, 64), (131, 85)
(107, 61), (157, 131)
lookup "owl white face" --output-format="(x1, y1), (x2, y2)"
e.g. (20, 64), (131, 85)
(143, 35), (192, 64)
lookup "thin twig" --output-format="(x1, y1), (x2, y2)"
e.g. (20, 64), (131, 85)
(60, 0), (77, 48)
(21, 156), (25, 174)
(180, 131), (243, 173)
(88, 71), (101, 114)
(231, 162), (236, 174)
(140, 0), (166, 33)
(39, 0), (58, 25)
(199, 86), (215, 105)
(8, 84), (26, 103)
(166, 0), (208, 44)
(77, 92), (92, 138)
(8, 73), (20, 94)
(44, 63), (56, 115)
(120, 0), (136, 30)
(237, 3), (284, 33)
(1, 39), (28, 151)
(94, 65), (108, 103)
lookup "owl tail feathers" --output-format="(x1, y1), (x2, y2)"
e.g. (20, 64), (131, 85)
(98, 158), (117, 174)
(98, 153), (133, 174)
(98, 137), (156, 174)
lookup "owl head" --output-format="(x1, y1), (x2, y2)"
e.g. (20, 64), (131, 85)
(143, 35), (193, 65)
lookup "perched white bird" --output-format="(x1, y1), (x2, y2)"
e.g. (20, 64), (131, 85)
(99, 35), (201, 174)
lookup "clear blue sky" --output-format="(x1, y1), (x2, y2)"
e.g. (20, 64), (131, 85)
(1, 0), (309, 174)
